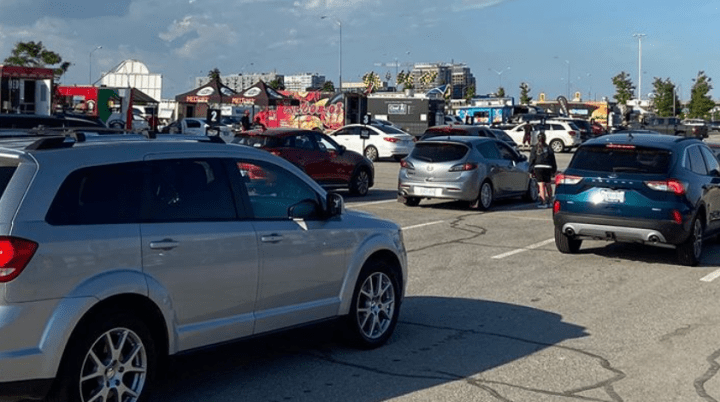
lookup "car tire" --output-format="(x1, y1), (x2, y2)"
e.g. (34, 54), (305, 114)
(401, 196), (421, 206)
(364, 146), (379, 162)
(549, 139), (565, 153)
(555, 226), (582, 253)
(393, 155), (404, 162)
(349, 168), (371, 196)
(677, 216), (704, 266)
(522, 177), (539, 202)
(47, 312), (157, 402)
(345, 260), (401, 349)
(108, 120), (125, 129)
(471, 181), (493, 210)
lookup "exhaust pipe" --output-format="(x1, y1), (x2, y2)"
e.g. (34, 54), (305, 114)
(649, 235), (659, 243)
(565, 227), (575, 237)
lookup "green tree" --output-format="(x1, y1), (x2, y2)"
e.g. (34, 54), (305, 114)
(321, 81), (335, 92)
(207, 68), (221, 83)
(3, 41), (71, 81)
(464, 85), (475, 101)
(519, 82), (533, 104)
(267, 77), (285, 90)
(688, 71), (714, 119)
(612, 71), (635, 105)
(650, 77), (680, 117)
(496, 87), (505, 98)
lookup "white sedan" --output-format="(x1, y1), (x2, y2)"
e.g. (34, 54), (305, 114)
(330, 124), (415, 162)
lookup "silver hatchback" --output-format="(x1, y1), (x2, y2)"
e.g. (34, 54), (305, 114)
(0, 133), (407, 402)
(398, 136), (537, 209)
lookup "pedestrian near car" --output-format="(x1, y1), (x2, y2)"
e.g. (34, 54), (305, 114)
(240, 109), (252, 131)
(522, 122), (532, 146)
(529, 132), (557, 208)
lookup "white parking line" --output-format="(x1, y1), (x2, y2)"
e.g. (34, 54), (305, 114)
(346, 199), (397, 208)
(492, 238), (555, 259)
(403, 221), (444, 230)
(700, 269), (720, 282)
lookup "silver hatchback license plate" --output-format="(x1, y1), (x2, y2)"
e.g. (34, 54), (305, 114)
(415, 186), (440, 197)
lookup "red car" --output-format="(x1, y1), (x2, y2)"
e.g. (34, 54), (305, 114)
(234, 128), (374, 196)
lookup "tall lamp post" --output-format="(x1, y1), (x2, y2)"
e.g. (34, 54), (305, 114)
(88, 46), (102, 85)
(321, 16), (342, 91)
(633, 33), (646, 100)
(489, 67), (510, 90)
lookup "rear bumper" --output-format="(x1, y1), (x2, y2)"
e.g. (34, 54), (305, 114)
(553, 211), (689, 245)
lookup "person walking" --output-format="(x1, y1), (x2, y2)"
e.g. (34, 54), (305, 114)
(522, 122), (532, 147)
(529, 132), (557, 208)
(240, 109), (252, 131)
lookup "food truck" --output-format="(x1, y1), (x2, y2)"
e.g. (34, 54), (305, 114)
(55, 85), (158, 130)
(0, 65), (54, 115)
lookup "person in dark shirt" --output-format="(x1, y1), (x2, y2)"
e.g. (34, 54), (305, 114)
(529, 132), (557, 208)
(240, 109), (252, 131)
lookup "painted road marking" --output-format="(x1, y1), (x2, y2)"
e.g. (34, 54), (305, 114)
(347, 199), (397, 208)
(492, 238), (556, 259)
(700, 269), (720, 282)
(403, 221), (444, 231)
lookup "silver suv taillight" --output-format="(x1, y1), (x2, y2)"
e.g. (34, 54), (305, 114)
(0, 237), (38, 283)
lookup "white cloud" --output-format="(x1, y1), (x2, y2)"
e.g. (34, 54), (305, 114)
(451, 0), (511, 12)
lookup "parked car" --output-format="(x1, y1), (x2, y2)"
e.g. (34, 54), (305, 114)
(329, 123), (415, 162)
(443, 115), (463, 125)
(418, 125), (518, 150)
(553, 117), (594, 142)
(553, 132), (720, 266)
(106, 112), (150, 131)
(161, 117), (232, 138)
(234, 128), (374, 196)
(0, 131), (406, 401)
(504, 120), (582, 153)
(398, 136), (537, 209)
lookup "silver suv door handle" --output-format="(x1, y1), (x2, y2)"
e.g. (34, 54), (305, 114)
(261, 234), (283, 243)
(149, 239), (179, 250)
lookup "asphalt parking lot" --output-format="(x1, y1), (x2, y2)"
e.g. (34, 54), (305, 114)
(150, 142), (720, 402)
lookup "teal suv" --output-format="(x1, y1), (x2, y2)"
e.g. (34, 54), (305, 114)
(553, 133), (720, 266)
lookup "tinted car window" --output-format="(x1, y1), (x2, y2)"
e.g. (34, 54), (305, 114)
(476, 142), (500, 159)
(236, 159), (319, 219)
(0, 160), (18, 199)
(146, 159), (237, 222)
(46, 162), (145, 225)
(496, 142), (518, 161)
(316, 133), (340, 152)
(686, 146), (708, 175)
(186, 120), (202, 128)
(234, 134), (281, 148)
(570, 145), (671, 174)
(411, 142), (469, 162)
(700, 146), (720, 173)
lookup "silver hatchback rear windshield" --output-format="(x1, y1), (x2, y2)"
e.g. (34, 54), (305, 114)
(411, 143), (469, 163)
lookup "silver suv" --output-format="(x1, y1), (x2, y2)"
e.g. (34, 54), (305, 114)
(0, 132), (407, 401)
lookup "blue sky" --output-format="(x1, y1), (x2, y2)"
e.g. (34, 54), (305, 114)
(1, 0), (718, 102)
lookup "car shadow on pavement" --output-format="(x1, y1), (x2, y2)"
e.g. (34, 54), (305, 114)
(148, 297), (616, 402)
(575, 240), (720, 267)
(341, 189), (399, 202)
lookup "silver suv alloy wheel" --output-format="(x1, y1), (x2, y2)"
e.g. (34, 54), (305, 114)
(80, 327), (148, 402)
(355, 272), (396, 340)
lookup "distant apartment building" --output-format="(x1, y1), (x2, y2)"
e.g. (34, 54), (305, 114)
(410, 62), (475, 99)
(195, 72), (283, 93)
(284, 73), (326, 92)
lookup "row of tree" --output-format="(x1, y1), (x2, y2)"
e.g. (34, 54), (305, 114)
(611, 70), (715, 119)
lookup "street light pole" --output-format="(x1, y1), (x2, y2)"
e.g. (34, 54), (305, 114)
(89, 46), (102, 85)
(321, 16), (342, 92)
(489, 67), (510, 90)
(633, 33), (646, 100)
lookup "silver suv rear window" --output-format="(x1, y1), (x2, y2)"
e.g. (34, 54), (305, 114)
(0, 159), (19, 198)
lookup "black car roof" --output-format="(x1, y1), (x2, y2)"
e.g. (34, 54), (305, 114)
(583, 132), (701, 150)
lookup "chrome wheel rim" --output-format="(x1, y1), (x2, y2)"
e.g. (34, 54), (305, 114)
(365, 147), (378, 161)
(550, 140), (564, 153)
(693, 219), (703, 259)
(355, 171), (370, 195)
(356, 272), (395, 340)
(481, 183), (492, 208)
(79, 327), (147, 402)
